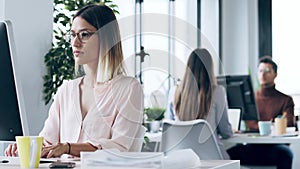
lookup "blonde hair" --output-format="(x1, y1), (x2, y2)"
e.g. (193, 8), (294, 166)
(73, 5), (126, 81)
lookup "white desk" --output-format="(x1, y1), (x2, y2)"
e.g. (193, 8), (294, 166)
(0, 163), (79, 169)
(222, 133), (300, 169)
(0, 156), (239, 169)
(146, 132), (300, 169)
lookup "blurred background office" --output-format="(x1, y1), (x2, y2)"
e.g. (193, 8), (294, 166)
(1, 0), (300, 136)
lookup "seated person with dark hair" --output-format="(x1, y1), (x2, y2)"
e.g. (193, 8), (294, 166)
(227, 56), (295, 169)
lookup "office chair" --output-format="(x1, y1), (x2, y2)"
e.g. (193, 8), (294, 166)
(129, 126), (146, 152)
(160, 119), (224, 160)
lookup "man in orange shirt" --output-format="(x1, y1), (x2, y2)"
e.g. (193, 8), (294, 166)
(247, 56), (295, 129)
(228, 56), (294, 169)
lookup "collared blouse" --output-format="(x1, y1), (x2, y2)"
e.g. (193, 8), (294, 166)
(39, 75), (144, 151)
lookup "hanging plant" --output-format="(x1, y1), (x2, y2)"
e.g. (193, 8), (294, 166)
(43, 0), (119, 105)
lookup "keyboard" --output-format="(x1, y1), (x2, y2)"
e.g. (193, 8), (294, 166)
(240, 130), (259, 134)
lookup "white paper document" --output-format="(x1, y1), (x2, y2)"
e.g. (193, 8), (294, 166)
(81, 149), (162, 168)
(81, 149), (201, 169)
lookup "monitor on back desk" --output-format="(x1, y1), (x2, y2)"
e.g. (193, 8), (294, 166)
(0, 20), (29, 141)
(217, 75), (260, 133)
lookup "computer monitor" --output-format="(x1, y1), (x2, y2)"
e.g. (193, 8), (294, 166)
(217, 75), (260, 121)
(0, 20), (29, 141)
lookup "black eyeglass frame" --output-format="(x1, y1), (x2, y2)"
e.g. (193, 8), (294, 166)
(65, 30), (97, 43)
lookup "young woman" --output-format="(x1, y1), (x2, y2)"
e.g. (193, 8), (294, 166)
(174, 48), (233, 159)
(6, 4), (143, 158)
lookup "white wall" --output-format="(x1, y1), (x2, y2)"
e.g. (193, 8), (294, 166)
(201, 0), (220, 75)
(202, 0), (219, 53)
(221, 0), (259, 80)
(272, 0), (300, 94)
(0, 0), (4, 18)
(1, 0), (53, 135)
(247, 0), (259, 87)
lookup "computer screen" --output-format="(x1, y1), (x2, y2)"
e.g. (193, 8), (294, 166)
(217, 75), (260, 121)
(0, 20), (29, 141)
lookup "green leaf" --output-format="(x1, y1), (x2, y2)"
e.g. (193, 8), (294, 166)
(144, 107), (166, 121)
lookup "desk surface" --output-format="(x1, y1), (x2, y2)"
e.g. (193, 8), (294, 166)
(0, 157), (239, 169)
(146, 131), (300, 144)
(224, 132), (300, 144)
(146, 131), (300, 169)
(222, 133), (300, 169)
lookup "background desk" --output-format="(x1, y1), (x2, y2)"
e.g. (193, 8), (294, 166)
(221, 133), (300, 169)
(146, 132), (300, 169)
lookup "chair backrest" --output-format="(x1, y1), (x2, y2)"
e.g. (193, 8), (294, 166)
(129, 126), (146, 152)
(160, 119), (223, 160)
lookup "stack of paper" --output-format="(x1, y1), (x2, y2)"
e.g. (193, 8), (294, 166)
(81, 149), (201, 169)
(81, 149), (163, 169)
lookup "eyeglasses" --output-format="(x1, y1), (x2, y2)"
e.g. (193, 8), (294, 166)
(65, 30), (97, 43)
(258, 67), (273, 74)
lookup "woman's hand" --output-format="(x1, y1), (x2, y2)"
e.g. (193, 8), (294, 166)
(4, 143), (18, 157)
(42, 143), (69, 158)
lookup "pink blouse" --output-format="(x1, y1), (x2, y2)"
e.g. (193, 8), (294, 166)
(39, 75), (144, 151)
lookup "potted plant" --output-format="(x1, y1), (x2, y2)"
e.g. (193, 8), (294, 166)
(144, 107), (165, 133)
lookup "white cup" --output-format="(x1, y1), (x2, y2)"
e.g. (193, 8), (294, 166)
(258, 121), (272, 136)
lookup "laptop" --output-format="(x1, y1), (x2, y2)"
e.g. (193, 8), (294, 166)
(227, 108), (259, 133)
(227, 108), (241, 132)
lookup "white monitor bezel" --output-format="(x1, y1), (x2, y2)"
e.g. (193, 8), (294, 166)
(2, 20), (29, 137)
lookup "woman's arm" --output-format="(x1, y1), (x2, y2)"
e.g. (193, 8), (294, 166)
(215, 86), (234, 139)
(39, 82), (71, 144)
(285, 97), (295, 127)
(217, 106), (234, 138)
(43, 142), (98, 158)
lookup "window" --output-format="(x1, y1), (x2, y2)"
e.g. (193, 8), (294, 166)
(114, 0), (199, 108)
(272, 0), (300, 115)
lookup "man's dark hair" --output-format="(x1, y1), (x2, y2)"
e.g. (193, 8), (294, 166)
(259, 56), (278, 73)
